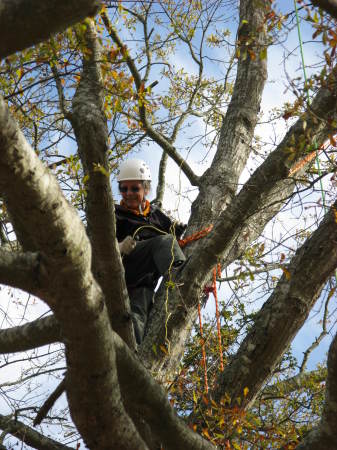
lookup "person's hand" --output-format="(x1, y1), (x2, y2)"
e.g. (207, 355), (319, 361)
(118, 236), (136, 255)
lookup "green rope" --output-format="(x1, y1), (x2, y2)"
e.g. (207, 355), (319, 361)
(293, 0), (327, 212)
(294, 0), (337, 286)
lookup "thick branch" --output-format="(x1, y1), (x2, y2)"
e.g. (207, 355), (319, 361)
(186, 66), (337, 281)
(141, 65), (337, 380)
(213, 199), (337, 408)
(0, 316), (61, 354)
(0, 0), (101, 59)
(0, 248), (43, 296)
(187, 0), (269, 233)
(71, 20), (135, 348)
(0, 94), (146, 450)
(0, 316), (214, 450)
(0, 414), (72, 450)
(296, 332), (337, 450)
(261, 368), (327, 399)
(312, 0), (337, 19)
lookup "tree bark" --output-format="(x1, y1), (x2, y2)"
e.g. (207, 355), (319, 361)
(296, 332), (337, 450)
(0, 94), (147, 450)
(213, 199), (337, 408)
(0, 414), (73, 450)
(140, 64), (337, 383)
(70, 20), (135, 348)
(312, 0), (337, 19)
(0, 0), (101, 59)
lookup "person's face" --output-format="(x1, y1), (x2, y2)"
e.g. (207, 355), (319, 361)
(120, 180), (147, 210)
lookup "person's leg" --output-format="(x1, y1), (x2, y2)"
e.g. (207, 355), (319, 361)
(151, 234), (186, 274)
(123, 234), (185, 286)
(123, 235), (185, 343)
(128, 286), (154, 344)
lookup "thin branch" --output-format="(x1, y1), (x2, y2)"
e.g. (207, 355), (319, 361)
(217, 262), (282, 282)
(296, 331), (337, 449)
(50, 63), (72, 120)
(0, 414), (72, 450)
(34, 378), (66, 426)
(300, 287), (333, 372)
(155, 151), (168, 205)
(212, 199), (337, 409)
(101, 11), (200, 186)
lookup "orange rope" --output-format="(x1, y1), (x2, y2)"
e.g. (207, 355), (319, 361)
(288, 150), (318, 176)
(197, 302), (209, 393)
(179, 224), (224, 375)
(289, 133), (337, 176)
(213, 264), (224, 371)
(178, 224), (213, 248)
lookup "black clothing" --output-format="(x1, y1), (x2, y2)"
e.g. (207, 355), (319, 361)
(115, 204), (186, 344)
(123, 234), (185, 289)
(115, 203), (186, 242)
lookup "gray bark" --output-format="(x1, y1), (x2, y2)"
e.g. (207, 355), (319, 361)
(140, 65), (337, 379)
(213, 199), (337, 407)
(0, 414), (73, 450)
(0, 316), (61, 354)
(0, 248), (43, 296)
(0, 314), (215, 450)
(155, 151), (168, 205)
(296, 332), (337, 450)
(312, 0), (337, 19)
(0, 94), (148, 450)
(70, 20), (135, 348)
(261, 368), (327, 399)
(0, 0), (101, 59)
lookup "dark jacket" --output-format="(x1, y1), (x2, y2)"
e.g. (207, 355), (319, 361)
(115, 203), (185, 242)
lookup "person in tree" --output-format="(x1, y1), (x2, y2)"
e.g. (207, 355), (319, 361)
(115, 159), (186, 344)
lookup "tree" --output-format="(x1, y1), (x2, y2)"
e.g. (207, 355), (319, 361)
(0, 0), (337, 448)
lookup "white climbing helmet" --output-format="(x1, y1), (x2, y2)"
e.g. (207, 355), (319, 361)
(117, 159), (152, 181)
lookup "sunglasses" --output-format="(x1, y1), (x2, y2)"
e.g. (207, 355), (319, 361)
(119, 185), (141, 193)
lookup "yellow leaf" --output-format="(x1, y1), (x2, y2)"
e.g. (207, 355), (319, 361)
(243, 387), (249, 397)
(260, 47), (267, 60)
(202, 428), (211, 439)
(159, 345), (167, 354)
(111, 70), (119, 80)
